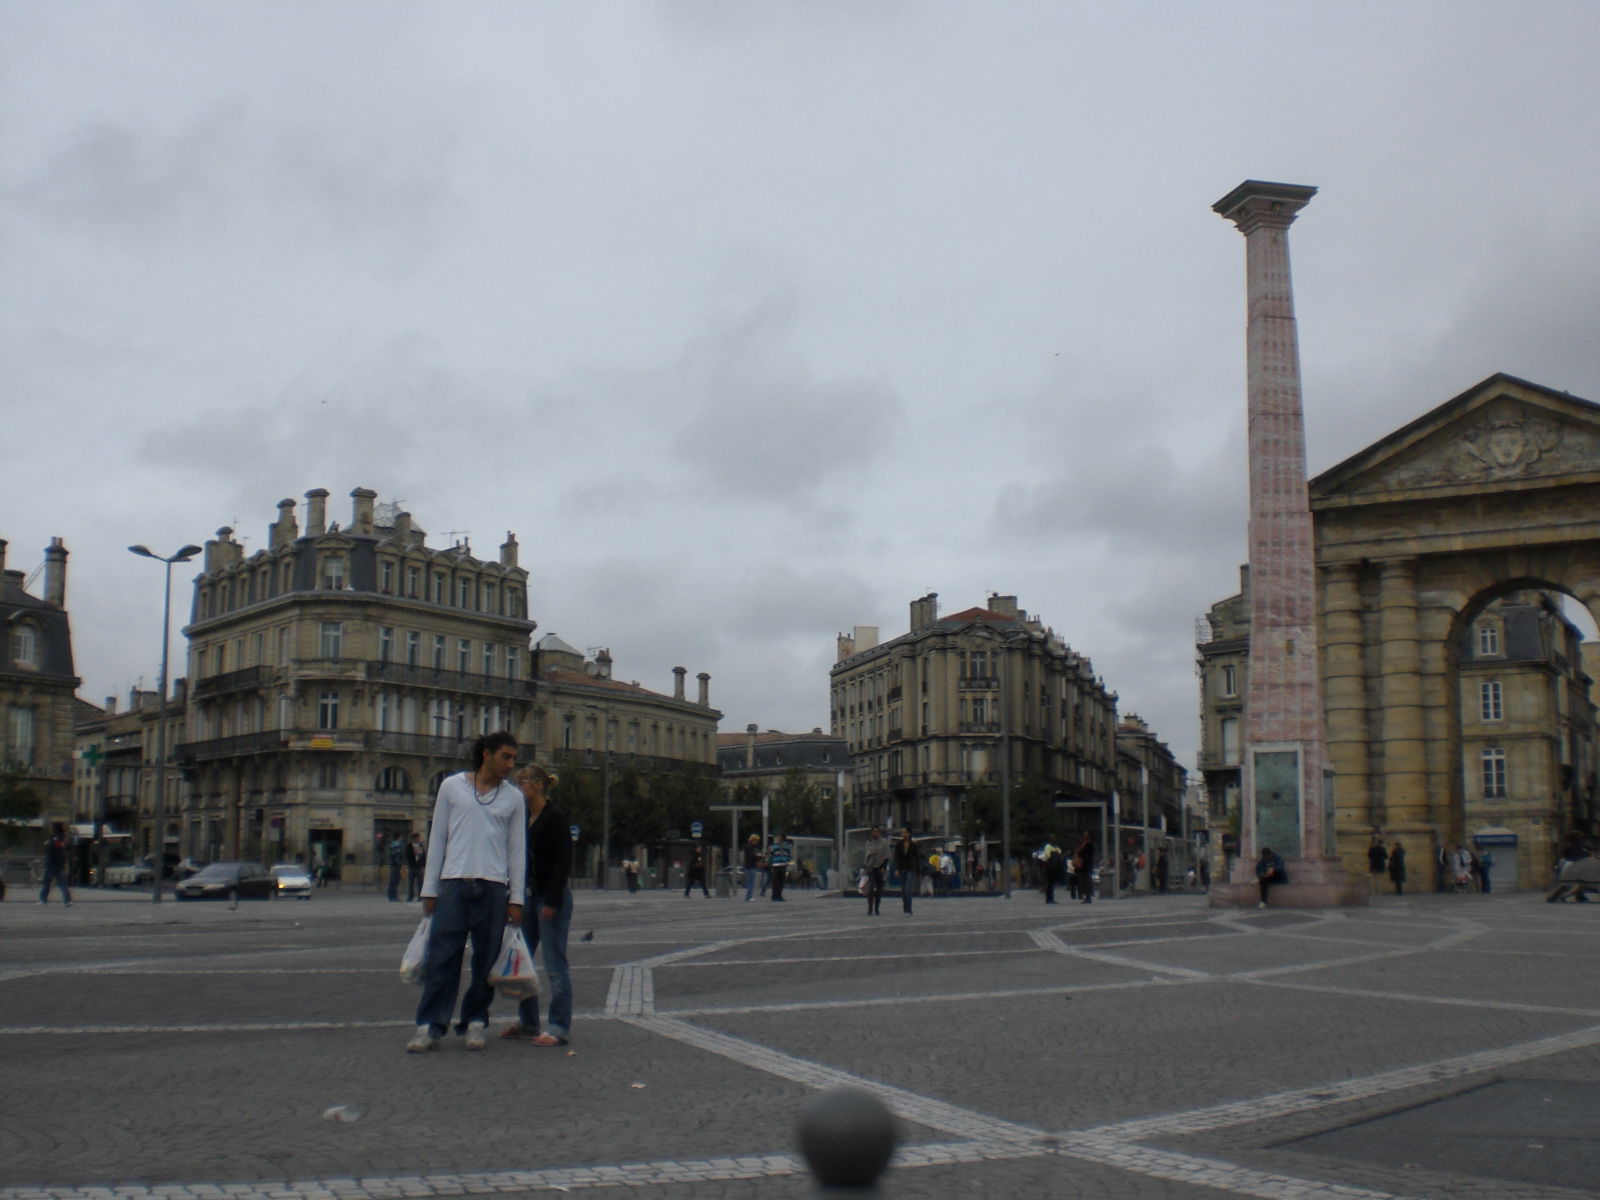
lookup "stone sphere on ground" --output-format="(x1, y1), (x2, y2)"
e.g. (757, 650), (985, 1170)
(796, 1086), (897, 1188)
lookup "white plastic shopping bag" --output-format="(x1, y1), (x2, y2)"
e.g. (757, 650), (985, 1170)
(400, 916), (431, 985)
(488, 925), (539, 999)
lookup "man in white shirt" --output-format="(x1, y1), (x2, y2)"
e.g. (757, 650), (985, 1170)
(407, 732), (526, 1052)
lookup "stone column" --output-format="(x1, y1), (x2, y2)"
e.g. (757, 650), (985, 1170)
(1377, 558), (1428, 828)
(1213, 180), (1360, 906)
(1321, 561), (1372, 841)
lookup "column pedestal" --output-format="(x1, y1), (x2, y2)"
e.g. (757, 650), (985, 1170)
(1211, 857), (1370, 908)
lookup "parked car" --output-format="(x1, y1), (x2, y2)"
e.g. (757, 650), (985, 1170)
(175, 858), (207, 880)
(173, 862), (276, 901)
(269, 863), (313, 899)
(102, 858), (154, 887)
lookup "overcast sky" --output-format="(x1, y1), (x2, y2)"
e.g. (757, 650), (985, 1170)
(4, 1), (1597, 771)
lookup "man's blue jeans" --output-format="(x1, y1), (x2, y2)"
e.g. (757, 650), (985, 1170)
(415, 878), (507, 1036)
(39, 866), (71, 905)
(517, 888), (573, 1040)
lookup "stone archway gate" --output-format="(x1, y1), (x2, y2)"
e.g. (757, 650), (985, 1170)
(1309, 374), (1600, 881)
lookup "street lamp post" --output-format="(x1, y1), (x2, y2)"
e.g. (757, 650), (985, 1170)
(128, 543), (202, 903)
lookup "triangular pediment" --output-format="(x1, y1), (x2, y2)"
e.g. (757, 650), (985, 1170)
(1311, 374), (1600, 508)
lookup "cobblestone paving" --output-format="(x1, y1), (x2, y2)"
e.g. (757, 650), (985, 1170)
(2, 887), (1597, 1198)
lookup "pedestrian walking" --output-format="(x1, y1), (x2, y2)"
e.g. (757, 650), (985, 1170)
(1036, 838), (1063, 904)
(407, 732), (526, 1054)
(861, 827), (890, 915)
(406, 833), (426, 901)
(1388, 841), (1407, 895)
(1074, 832), (1097, 904)
(892, 828), (920, 915)
(684, 847), (710, 898)
(387, 834), (405, 902)
(1475, 849), (1493, 894)
(500, 763), (574, 1046)
(767, 834), (792, 901)
(741, 834), (762, 901)
(623, 857), (640, 893)
(39, 823), (72, 907)
(1155, 849), (1170, 895)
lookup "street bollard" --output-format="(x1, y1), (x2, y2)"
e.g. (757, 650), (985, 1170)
(797, 1086), (896, 1192)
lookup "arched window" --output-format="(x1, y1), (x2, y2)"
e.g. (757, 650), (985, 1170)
(375, 766), (412, 794)
(428, 769), (453, 795)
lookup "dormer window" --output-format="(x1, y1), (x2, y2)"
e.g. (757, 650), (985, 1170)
(1477, 622), (1501, 657)
(321, 556), (346, 590)
(12, 623), (38, 668)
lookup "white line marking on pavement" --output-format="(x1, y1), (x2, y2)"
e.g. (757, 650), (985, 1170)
(1031, 928), (1214, 978)
(1087, 1021), (1600, 1140)
(1246, 976), (1600, 1019)
(627, 1012), (1048, 1146)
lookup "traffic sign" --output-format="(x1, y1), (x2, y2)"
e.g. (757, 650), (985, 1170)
(690, 821), (703, 839)
(570, 824), (580, 840)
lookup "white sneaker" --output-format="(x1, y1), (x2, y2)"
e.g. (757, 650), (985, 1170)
(464, 1021), (487, 1051)
(406, 1025), (439, 1053)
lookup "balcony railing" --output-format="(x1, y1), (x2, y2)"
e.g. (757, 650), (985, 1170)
(369, 659), (534, 696)
(369, 731), (469, 758)
(192, 666), (272, 698)
(958, 676), (999, 690)
(176, 730), (287, 762)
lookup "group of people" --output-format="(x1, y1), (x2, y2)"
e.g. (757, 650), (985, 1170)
(1034, 833), (1099, 904)
(739, 832), (799, 901)
(387, 831), (427, 901)
(857, 826), (932, 914)
(406, 731), (573, 1054)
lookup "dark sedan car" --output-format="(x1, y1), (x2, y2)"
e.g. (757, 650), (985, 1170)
(173, 862), (277, 901)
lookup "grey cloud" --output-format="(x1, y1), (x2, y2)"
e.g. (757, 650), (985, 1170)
(8, 103), (247, 238)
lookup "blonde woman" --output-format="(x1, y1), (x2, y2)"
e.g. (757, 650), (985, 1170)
(498, 763), (573, 1046)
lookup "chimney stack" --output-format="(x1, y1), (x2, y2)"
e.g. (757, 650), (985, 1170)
(42, 537), (68, 608)
(909, 592), (939, 632)
(836, 632), (856, 662)
(350, 488), (377, 534)
(270, 498), (298, 549)
(697, 671), (711, 707)
(745, 722), (758, 768)
(0, 538), (7, 573)
(305, 488), (329, 536)
(673, 666), (687, 700)
(595, 649), (613, 680)
(500, 532), (519, 568)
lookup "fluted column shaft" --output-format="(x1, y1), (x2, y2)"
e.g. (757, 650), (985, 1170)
(1377, 558), (1428, 827)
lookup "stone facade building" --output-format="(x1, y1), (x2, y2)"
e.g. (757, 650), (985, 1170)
(1198, 375), (1600, 888)
(715, 725), (851, 807)
(830, 593), (1118, 836)
(73, 687), (183, 862)
(176, 489), (536, 879)
(1112, 714), (1190, 886)
(1, 537), (80, 833)
(527, 634), (721, 775)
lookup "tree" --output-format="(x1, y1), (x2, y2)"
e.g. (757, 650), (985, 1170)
(767, 769), (828, 838)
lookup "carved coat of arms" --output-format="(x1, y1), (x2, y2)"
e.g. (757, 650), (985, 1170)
(1457, 415), (1561, 479)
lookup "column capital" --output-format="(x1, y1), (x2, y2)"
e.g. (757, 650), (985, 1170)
(1214, 180), (1317, 234)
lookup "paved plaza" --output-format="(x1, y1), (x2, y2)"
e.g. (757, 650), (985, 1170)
(2, 883), (1597, 1199)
